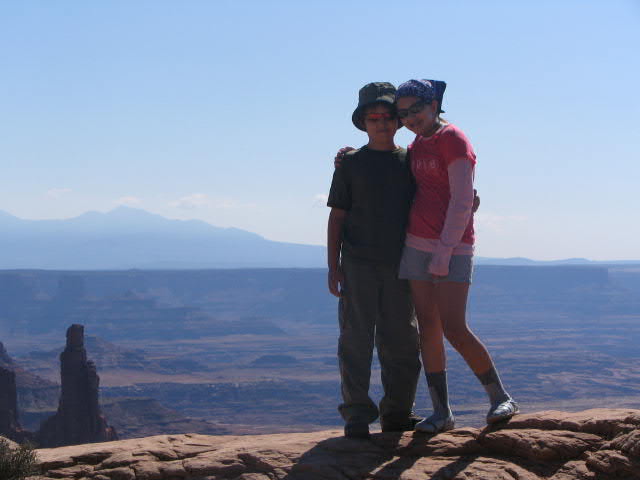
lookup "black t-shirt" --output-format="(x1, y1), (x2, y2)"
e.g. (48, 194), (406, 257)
(327, 146), (415, 266)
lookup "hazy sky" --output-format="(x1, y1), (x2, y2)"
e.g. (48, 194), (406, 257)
(1, 1), (639, 260)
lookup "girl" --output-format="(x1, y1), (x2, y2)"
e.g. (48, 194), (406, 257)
(395, 79), (518, 433)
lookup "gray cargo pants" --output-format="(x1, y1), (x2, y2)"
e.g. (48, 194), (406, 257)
(337, 256), (421, 425)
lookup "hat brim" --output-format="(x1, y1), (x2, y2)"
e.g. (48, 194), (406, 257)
(352, 96), (398, 131)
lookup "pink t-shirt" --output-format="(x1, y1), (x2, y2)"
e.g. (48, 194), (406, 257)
(407, 123), (477, 245)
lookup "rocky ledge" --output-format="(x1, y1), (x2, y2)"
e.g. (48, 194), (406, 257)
(30, 409), (640, 480)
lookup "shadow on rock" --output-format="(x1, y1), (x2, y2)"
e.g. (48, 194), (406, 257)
(283, 432), (404, 480)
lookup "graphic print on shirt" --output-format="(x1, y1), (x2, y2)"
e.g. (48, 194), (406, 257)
(412, 155), (440, 175)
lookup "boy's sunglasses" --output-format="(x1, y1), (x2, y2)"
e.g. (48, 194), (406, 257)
(364, 112), (397, 121)
(397, 100), (428, 119)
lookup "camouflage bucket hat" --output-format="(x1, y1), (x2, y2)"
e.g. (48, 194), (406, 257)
(352, 82), (398, 131)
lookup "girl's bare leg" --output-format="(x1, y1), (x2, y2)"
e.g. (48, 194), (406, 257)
(409, 280), (444, 373)
(410, 280), (454, 432)
(435, 282), (493, 374)
(436, 281), (517, 421)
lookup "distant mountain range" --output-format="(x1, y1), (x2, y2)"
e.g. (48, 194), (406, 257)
(474, 257), (640, 266)
(0, 207), (325, 269)
(0, 207), (637, 269)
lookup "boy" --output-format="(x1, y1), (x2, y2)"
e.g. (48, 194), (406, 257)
(327, 82), (421, 438)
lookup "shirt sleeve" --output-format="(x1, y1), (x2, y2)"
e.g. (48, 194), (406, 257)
(439, 126), (476, 167)
(428, 158), (474, 276)
(327, 162), (351, 210)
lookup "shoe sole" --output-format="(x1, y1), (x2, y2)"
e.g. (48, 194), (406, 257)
(381, 415), (422, 433)
(415, 418), (455, 434)
(486, 404), (520, 424)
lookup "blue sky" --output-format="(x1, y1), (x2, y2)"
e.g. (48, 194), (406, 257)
(1, 1), (638, 260)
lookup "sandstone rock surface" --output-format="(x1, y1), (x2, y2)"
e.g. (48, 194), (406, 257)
(30, 408), (640, 480)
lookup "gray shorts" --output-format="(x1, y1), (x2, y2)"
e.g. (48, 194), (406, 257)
(398, 245), (473, 283)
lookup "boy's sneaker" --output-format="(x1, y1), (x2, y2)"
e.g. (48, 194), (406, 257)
(381, 412), (423, 432)
(344, 421), (370, 439)
(486, 399), (519, 424)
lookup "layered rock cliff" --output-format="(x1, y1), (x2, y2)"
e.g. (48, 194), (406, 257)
(32, 408), (640, 479)
(0, 366), (24, 442)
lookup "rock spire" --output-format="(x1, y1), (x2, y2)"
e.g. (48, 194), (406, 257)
(37, 324), (117, 447)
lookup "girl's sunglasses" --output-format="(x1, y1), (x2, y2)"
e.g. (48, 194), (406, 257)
(397, 100), (428, 119)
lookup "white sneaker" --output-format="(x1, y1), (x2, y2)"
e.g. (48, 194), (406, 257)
(487, 399), (519, 424)
(415, 414), (455, 434)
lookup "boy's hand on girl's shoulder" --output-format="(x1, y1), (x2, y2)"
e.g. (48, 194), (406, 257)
(334, 146), (355, 168)
(328, 267), (345, 297)
(472, 189), (480, 213)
